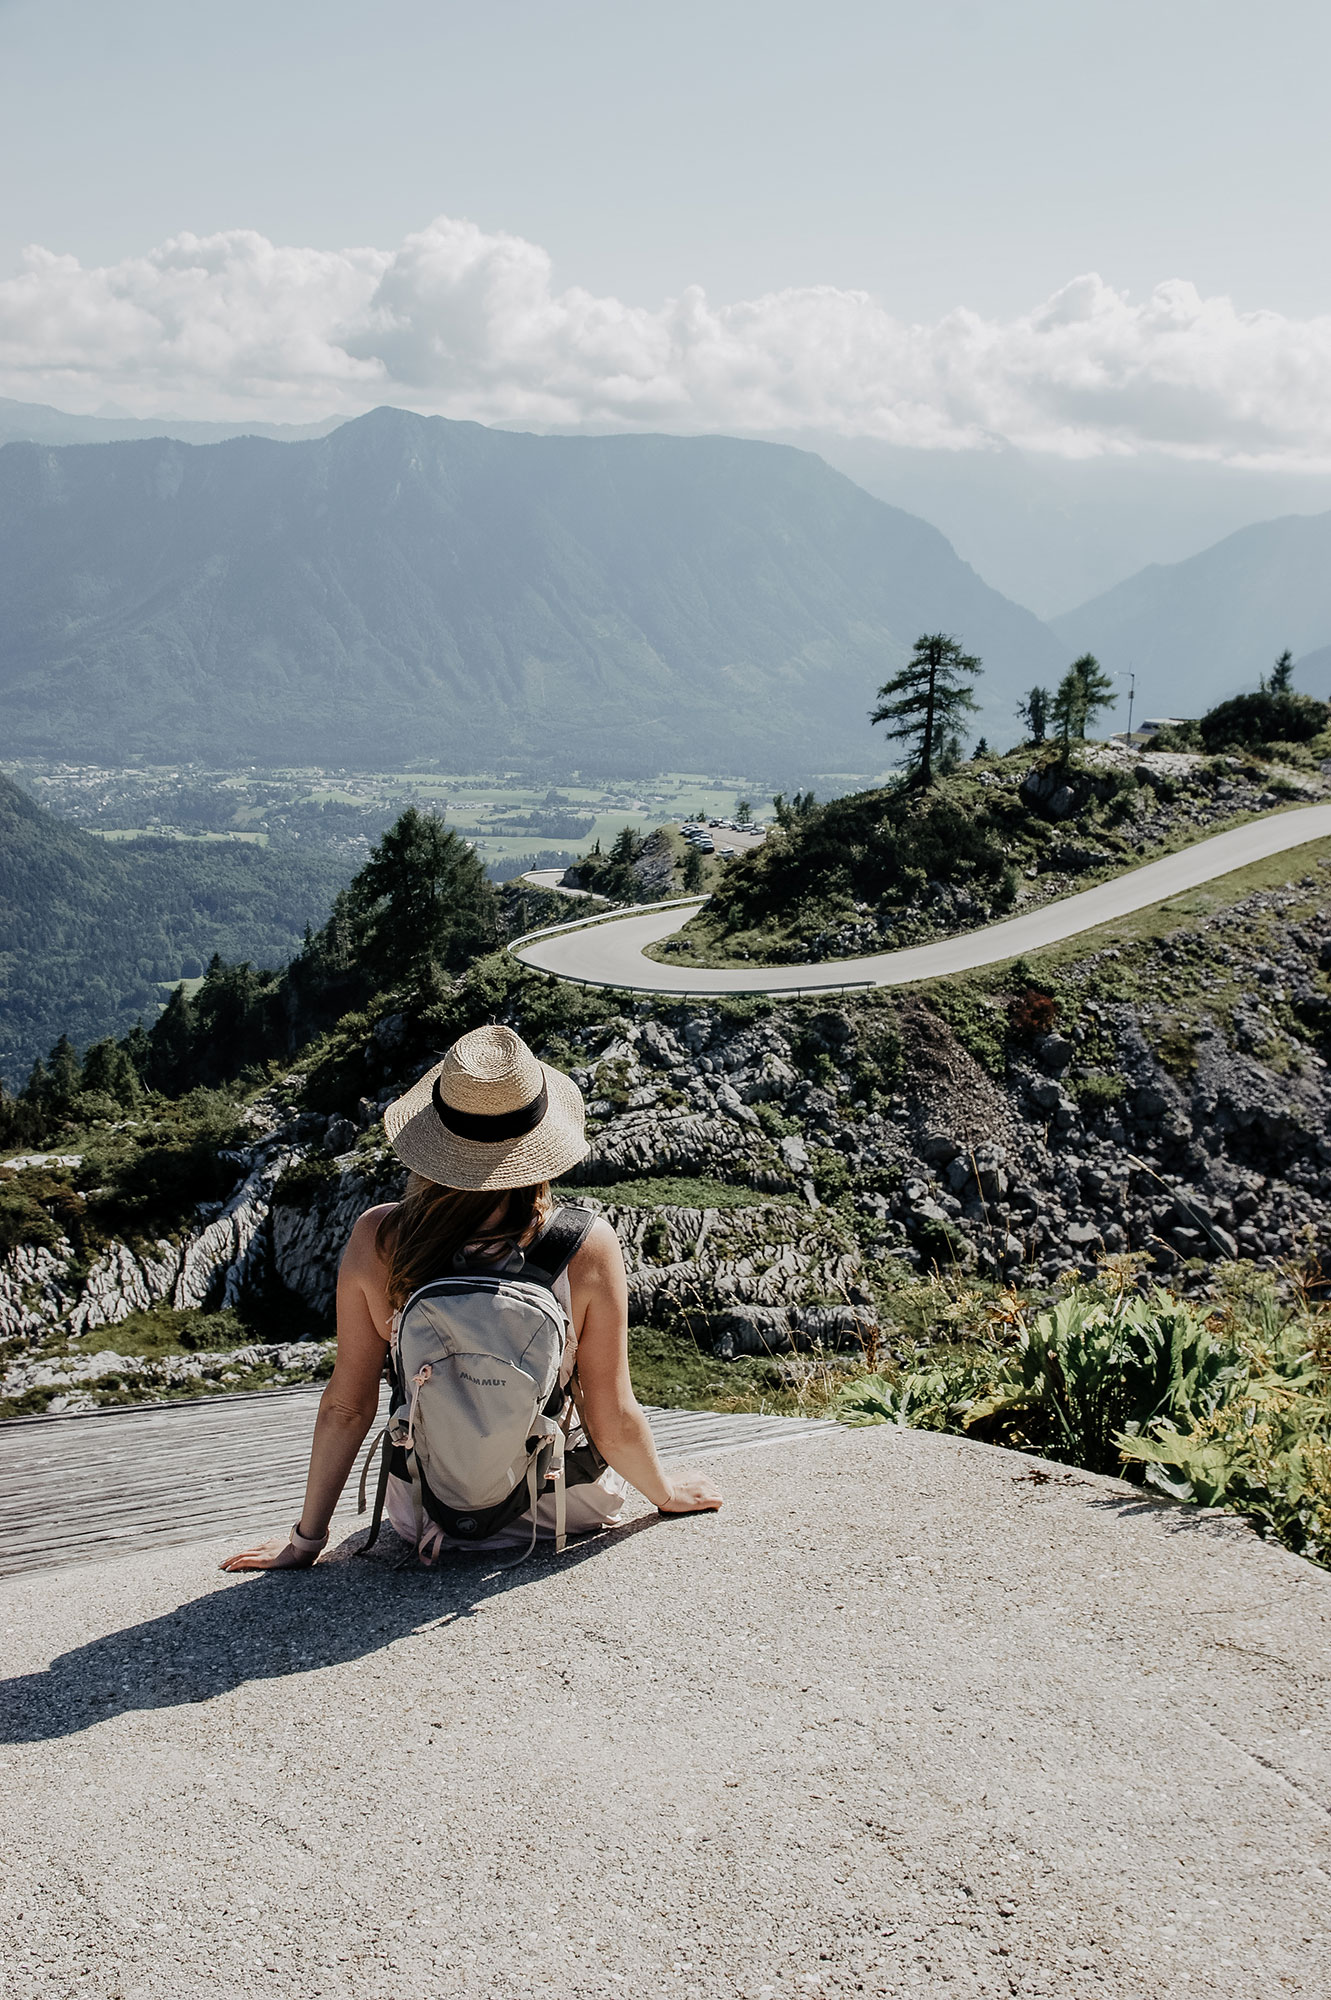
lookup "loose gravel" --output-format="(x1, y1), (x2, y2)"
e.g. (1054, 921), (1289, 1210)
(2, 1426), (1328, 1998)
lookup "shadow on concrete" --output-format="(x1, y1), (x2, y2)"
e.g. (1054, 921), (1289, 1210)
(1081, 1490), (1265, 1545)
(0, 1516), (664, 1745)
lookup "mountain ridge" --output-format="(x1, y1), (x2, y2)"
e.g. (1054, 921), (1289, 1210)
(1052, 509), (1331, 708)
(0, 407), (1061, 773)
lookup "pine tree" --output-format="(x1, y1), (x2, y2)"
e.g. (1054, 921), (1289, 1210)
(47, 1035), (82, 1112)
(1270, 649), (1295, 693)
(145, 985), (198, 1095)
(1052, 654), (1116, 744)
(121, 1021), (152, 1083)
(348, 808), (498, 982)
(1016, 686), (1050, 744)
(82, 1037), (140, 1106)
(871, 634), (981, 787)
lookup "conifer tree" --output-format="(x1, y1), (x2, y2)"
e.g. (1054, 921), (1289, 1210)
(871, 634), (981, 787)
(1270, 648), (1295, 693)
(1052, 653), (1116, 744)
(1016, 685), (1050, 744)
(347, 808), (497, 981)
(82, 1037), (140, 1106)
(46, 1035), (82, 1113)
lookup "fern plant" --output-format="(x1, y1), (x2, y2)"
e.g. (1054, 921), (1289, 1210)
(1118, 1330), (1331, 1564)
(962, 1288), (1241, 1475)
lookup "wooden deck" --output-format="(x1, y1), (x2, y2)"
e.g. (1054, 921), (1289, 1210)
(0, 1390), (836, 1576)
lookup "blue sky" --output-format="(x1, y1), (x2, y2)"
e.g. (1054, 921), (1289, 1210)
(1, 0), (1328, 458)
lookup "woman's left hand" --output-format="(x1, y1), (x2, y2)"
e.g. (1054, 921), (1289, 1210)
(220, 1536), (317, 1572)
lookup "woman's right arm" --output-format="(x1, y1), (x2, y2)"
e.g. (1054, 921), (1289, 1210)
(570, 1218), (721, 1516)
(220, 1204), (396, 1570)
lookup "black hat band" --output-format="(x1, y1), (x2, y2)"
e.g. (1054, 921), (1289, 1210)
(432, 1074), (549, 1143)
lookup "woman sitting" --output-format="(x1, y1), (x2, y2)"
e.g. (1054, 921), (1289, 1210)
(223, 1025), (721, 1571)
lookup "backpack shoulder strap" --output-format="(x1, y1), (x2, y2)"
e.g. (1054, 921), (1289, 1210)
(521, 1203), (599, 1291)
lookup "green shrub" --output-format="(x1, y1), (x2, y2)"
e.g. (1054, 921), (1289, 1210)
(914, 1215), (969, 1268)
(273, 1156), (343, 1212)
(1199, 690), (1329, 753)
(90, 1305), (250, 1357)
(0, 1181), (62, 1256)
(1071, 1071), (1125, 1112)
(557, 1176), (781, 1209)
(962, 1286), (1239, 1474)
(808, 1147), (852, 1207)
(1118, 1333), (1331, 1563)
(89, 1135), (244, 1240)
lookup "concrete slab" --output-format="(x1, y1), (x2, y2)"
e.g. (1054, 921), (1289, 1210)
(2, 1426), (1328, 1998)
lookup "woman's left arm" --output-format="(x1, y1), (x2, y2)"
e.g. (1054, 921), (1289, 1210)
(220, 1205), (395, 1571)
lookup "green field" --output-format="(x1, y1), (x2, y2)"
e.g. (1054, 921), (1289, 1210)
(3, 761), (789, 874)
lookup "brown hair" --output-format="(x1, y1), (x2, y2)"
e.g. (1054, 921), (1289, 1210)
(375, 1175), (552, 1309)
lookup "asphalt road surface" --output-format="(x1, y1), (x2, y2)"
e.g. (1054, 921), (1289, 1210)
(512, 803), (1331, 996)
(2, 1425), (1326, 1998)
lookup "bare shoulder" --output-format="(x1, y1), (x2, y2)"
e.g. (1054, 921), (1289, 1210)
(568, 1212), (625, 1278)
(341, 1202), (398, 1273)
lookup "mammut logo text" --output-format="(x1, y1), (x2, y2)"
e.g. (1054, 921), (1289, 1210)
(461, 1372), (504, 1387)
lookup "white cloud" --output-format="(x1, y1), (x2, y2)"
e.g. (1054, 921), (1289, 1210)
(3, 215), (1331, 465)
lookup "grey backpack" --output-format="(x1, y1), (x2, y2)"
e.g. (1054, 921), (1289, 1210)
(358, 1204), (602, 1563)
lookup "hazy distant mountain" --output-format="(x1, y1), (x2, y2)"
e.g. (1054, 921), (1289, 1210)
(1294, 642), (1331, 694)
(778, 432), (1331, 620)
(1050, 511), (1331, 716)
(0, 394), (341, 449)
(0, 409), (1060, 774)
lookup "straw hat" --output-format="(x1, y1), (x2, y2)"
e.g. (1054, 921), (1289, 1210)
(384, 1025), (588, 1191)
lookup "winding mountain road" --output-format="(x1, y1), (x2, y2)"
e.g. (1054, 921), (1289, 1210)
(512, 803), (1331, 996)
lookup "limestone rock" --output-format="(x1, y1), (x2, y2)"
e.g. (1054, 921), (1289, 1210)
(174, 1150), (298, 1310)
(67, 1239), (182, 1336)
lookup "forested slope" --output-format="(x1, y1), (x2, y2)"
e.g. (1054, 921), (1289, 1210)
(0, 777), (344, 1083)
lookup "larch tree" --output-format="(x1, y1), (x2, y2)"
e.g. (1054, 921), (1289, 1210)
(871, 633), (981, 787)
(1016, 685), (1050, 744)
(1052, 653), (1116, 744)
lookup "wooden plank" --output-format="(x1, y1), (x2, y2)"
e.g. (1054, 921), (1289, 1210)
(0, 1393), (837, 1577)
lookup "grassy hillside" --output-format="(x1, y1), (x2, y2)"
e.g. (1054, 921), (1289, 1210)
(0, 408), (1061, 773)
(655, 739), (1329, 968)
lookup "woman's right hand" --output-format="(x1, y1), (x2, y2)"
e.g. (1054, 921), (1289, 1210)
(657, 1471), (723, 1514)
(220, 1536), (318, 1572)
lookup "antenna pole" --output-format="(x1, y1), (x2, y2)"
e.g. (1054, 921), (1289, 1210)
(1118, 667), (1136, 742)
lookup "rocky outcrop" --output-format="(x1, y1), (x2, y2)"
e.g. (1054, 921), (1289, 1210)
(174, 1149), (298, 1310)
(0, 1241), (77, 1341)
(66, 1239), (181, 1335)
(271, 1151), (405, 1315)
(3, 1336), (334, 1415)
(4, 860), (1328, 1414)
(602, 1201), (863, 1328)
